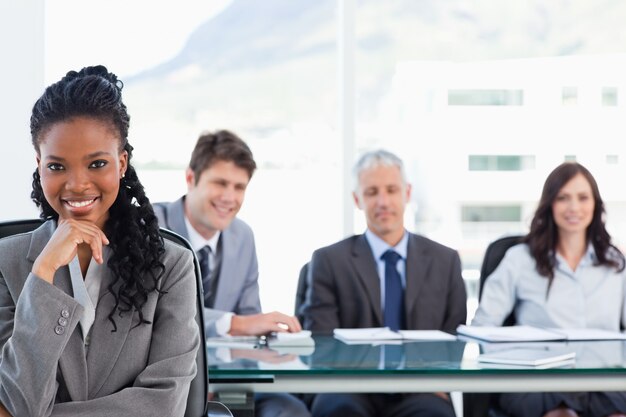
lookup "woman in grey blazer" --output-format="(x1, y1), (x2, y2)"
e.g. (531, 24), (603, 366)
(0, 66), (200, 417)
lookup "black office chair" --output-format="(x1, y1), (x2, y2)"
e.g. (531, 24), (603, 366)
(160, 228), (233, 417)
(293, 262), (316, 410)
(478, 235), (524, 328)
(464, 235), (524, 417)
(294, 262), (309, 324)
(0, 218), (43, 239)
(478, 235), (524, 302)
(0, 219), (231, 417)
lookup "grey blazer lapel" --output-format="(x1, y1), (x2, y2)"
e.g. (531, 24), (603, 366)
(86, 260), (134, 398)
(166, 197), (190, 239)
(405, 234), (432, 327)
(351, 235), (383, 325)
(28, 221), (89, 401)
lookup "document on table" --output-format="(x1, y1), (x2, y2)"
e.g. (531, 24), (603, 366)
(478, 347), (576, 368)
(457, 325), (626, 343)
(457, 325), (564, 342)
(398, 330), (457, 341)
(334, 327), (456, 344)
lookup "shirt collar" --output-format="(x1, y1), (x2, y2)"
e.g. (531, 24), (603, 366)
(555, 243), (596, 267)
(364, 228), (409, 261)
(184, 216), (221, 253)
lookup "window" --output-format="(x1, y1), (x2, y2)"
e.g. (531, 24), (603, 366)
(603, 87), (618, 106)
(37, 1), (626, 316)
(462, 206), (522, 223)
(448, 89), (523, 106)
(562, 87), (578, 105)
(45, 0), (339, 315)
(469, 155), (535, 171)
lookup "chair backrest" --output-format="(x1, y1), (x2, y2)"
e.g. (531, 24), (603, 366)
(294, 262), (309, 324)
(0, 220), (209, 417)
(479, 235), (524, 327)
(159, 228), (209, 417)
(0, 219), (44, 239)
(464, 235), (525, 417)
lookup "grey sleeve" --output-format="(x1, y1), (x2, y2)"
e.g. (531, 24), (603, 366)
(0, 273), (83, 417)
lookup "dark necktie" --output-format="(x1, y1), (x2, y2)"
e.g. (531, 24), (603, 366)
(381, 249), (405, 331)
(197, 246), (211, 306)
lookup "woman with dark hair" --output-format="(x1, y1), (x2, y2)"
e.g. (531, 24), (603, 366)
(0, 65), (199, 416)
(473, 162), (626, 417)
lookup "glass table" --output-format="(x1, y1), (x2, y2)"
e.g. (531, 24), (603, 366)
(208, 334), (626, 394)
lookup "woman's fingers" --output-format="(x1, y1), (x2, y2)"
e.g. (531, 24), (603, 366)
(59, 220), (106, 264)
(73, 222), (108, 264)
(34, 219), (109, 281)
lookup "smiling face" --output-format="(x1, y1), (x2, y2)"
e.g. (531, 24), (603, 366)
(36, 117), (128, 229)
(184, 159), (250, 239)
(551, 172), (595, 239)
(353, 164), (411, 246)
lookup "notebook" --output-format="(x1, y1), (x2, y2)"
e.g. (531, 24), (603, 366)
(457, 325), (626, 343)
(478, 347), (576, 367)
(333, 327), (456, 344)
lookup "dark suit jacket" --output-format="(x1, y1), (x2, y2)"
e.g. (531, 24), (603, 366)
(302, 233), (467, 334)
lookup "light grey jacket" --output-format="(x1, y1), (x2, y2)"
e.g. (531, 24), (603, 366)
(154, 197), (261, 337)
(0, 220), (199, 417)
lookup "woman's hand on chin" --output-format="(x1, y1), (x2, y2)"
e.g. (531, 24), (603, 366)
(32, 219), (109, 283)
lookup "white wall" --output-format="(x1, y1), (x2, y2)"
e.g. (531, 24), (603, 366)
(0, 0), (44, 220)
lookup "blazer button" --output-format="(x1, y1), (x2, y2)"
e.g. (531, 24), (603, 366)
(58, 317), (68, 326)
(54, 325), (65, 335)
(61, 309), (70, 318)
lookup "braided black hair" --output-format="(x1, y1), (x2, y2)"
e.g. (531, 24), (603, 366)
(30, 65), (165, 331)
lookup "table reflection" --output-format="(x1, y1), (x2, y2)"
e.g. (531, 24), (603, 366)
(208, 335), (626, 374)
(208, 335), (468, 372)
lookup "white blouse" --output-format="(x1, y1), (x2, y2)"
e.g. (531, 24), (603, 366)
(472, 243), (626, 330)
